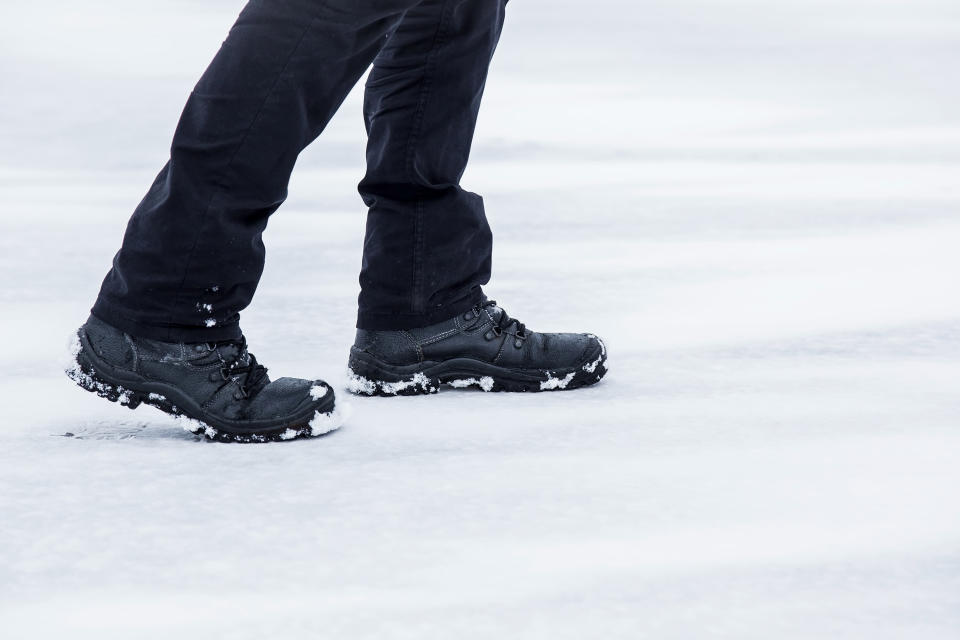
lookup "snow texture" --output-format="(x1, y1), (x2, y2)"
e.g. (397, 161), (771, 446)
(309, 403), (351, 437)
(448, 376), (495, 391)
(2, 0), (960, 638)
(582, 335), (606, 374)
(309, 383), (328, 400)
(346, 369), (438, 395)
(344, 369), (378, 395)
(538, 371), (576, 391)
(64, 332), (134, 407)
(176, 415), (216, 439)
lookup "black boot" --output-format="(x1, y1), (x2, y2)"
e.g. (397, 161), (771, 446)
(347, 299), (608, 395)
(67, 315), (342, 442)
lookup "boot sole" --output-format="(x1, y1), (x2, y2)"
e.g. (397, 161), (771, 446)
(346, 335), (608, 396)
(65, 329), (341, 443)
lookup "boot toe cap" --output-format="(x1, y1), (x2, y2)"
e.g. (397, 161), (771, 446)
(528, 331), (603, 369)
(246, 377), (335, 419)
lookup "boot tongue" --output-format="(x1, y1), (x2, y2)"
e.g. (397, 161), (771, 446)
(481, 303), (515, 333)
(482, 303), (505, 324)
(479, 302), (529, 338)
(215, 341), (249, 367)
(216, 341), (271, 394)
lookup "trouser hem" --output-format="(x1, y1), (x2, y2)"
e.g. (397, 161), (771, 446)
(356, 288), (485, 330)
(91, 301), (243, 343)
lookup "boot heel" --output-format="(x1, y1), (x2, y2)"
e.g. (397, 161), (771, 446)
(346, 352), (439, 397)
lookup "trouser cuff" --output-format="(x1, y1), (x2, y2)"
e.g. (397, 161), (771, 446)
(356, 288), (485, 330)
(91, 300), (244, 343)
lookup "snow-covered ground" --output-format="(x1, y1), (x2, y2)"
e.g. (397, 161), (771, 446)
(2, 0), (959, 637)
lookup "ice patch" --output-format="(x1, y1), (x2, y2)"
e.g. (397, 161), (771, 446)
(278, 428), (299, 441)
(540, 371), (576, 390)
(309, 384), (328, 400)
(448, 376), (495, 392)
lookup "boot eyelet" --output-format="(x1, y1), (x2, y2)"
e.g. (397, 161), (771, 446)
(514, 339), (523, 348)
(220, 368), (230, 380)
(194, 344), (205, 352)
(484, 330), (494, 340)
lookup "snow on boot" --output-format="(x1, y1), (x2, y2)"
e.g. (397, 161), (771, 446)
(347, 299), (607, 395)
(66, 315), (343, 442)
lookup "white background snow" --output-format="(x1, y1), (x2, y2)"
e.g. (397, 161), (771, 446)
(1, 0), (959, 637)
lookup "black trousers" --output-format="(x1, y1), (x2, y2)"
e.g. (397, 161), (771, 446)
(93, 0), (506, 342)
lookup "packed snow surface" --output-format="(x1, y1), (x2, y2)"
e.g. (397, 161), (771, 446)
(2, 0), (960, 638)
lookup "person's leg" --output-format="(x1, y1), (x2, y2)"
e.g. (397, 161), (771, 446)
(347, 0), (608, 395)
(356, 0), (507, 330)
(72, 0), (428, 441)
(93, 0), (417, 343)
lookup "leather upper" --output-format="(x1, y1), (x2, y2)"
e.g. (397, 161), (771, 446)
(353, 301), (596, 370)
(83, 314), (328, 421)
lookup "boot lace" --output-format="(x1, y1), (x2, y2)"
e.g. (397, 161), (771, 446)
(211, 337), (269, 398)
(480, 299), (527, 339)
